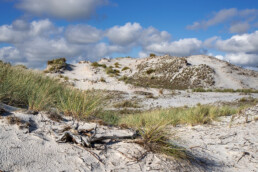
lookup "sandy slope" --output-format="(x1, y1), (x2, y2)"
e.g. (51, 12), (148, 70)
(0, 104), (203, 172)
(173, 104), (258, 172)
(49, 55), (258, 110)
(1, 103), (258, 171)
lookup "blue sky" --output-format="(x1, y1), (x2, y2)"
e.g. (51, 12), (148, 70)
(0, 0), (258, 68)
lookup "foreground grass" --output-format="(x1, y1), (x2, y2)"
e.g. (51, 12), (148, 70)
(0, 62), (102, 119)
(115, 102), (256, 159)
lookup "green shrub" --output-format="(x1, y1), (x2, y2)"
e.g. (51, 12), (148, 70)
(46, 58), (67, 73)
(100, 77), (106, 82)
(105, 67), (120, 76)
(150, 53), (156, 57)
(114, 62), (120, 68)
(122, 66), (130, 71)
(64, 76), (69, 81)
(47, 58), (66, 65)
(118, 76), (129, 83)
(146, 69), (155, 75)
(91, 62), (107, 68)
(91, 62), (100, 67)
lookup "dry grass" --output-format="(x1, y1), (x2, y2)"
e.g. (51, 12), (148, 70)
(119, 104), (249, 128)
(193, 88), (258, 94)
(0, 62), (103, 119)
(136, 121), (192, 160)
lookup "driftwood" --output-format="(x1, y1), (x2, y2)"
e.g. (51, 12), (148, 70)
(57, 125), (137, 148)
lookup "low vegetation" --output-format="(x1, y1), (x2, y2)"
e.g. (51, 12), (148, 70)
(113, 100), (140, 108)
(150, 53), (156, 57)
(105, 66), (120, 76)
(0, 62), (102, 119)
(146, 68), (155, 75)
(45, 58), (67, 73)
(127, 57), (215, 89)
(193, 88), (258, 93)
(118, 103), (255, 128)
(114, 62), (120, 68)
(91, 62), (107, 68)
(122, 66), (130, 71)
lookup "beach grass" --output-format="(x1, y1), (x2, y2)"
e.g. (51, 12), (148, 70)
(0, 62), (102, 119)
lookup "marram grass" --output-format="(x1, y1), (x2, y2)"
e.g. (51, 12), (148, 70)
(119, 104), (249, 128)
(0, 62), (102, 119)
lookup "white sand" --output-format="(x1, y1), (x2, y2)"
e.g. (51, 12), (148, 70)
(173, 104), (258, 172)
(0, 104), (203, 172)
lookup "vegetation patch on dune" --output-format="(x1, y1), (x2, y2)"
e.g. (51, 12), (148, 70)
(126, 56), (215, 89)
(193, 88), (258, 93)
(91, 62), (107, 68)
(118, 101), (256, 128)
(45, 58), (67, 73)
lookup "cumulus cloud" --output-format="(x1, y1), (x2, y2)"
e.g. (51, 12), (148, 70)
(143, 38), (203, 56)
(0, 47), (21, 62)
(207, 31), (258, 66)
(0, 20), (205, 68)
(187, 8), (258, 33)
(224, 53), (258, 66)
(215, 31), (258, 54)
(16, 0), (109, 20)
(65, 25), (103, 44)
(139, 27), (171, 46)
(106, 22), (142, 46)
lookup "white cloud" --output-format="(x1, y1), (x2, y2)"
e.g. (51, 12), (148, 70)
(0, 19), (205, 68)
(0, 47), (21, 62)
(206, 31), (258, 66)
(143, 38), (203, 56)
(16, 0), (109, 20)
(214, 55), (225, 61)
(65, 25), (103, 44)
(187, 8), (258, 33)
(139, 27), (171, 46)
(106, 22), (142, 46)
(224, 53), (258, 66)
(215, 31), (258, 54)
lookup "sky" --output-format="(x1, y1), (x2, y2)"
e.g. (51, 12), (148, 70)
(0, 0), (258, 68)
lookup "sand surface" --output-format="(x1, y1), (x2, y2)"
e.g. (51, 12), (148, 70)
(0, 104), (203, 172)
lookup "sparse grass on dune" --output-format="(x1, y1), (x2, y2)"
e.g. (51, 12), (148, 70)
(193, 88), (258, 93)
(118, 104), (252, 128)
(0, 62), (102, 119)
(116, 103), (256, 160)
